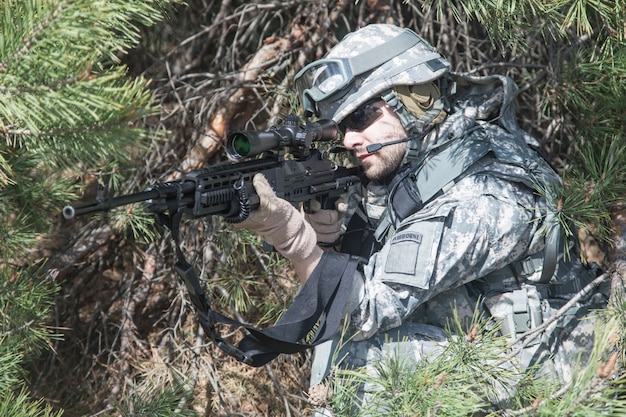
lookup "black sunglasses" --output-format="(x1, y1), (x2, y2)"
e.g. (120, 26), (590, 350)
(339, 100), (384, 133)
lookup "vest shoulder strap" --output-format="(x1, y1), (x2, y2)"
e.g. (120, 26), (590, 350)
(377, 126), (563, 282)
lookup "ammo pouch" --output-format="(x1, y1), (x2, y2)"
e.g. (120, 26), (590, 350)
(483, 285), (544, 343)
(480, 252), (600, 343)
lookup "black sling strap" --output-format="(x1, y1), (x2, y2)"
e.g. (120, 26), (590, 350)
(157, 209), (360, 367)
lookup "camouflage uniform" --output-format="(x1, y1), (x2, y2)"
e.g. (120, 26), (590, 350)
(294, 24), (608, 415)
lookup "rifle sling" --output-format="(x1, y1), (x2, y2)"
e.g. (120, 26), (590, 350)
(158, 209), (359, 367)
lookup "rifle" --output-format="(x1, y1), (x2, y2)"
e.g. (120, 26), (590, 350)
(62, 115), (361, 222)
(62, 115), (363, 366)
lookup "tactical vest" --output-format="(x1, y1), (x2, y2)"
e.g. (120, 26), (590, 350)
(343, 108), (562, 280)
(344, 110), (601, 341)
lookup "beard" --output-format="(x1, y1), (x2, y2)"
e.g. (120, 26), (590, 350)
(361, 141), (406, 181)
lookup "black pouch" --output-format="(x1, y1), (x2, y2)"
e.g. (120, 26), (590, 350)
(388, 164), (423, 221)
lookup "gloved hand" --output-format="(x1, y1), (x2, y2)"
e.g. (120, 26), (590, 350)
(235, 174), (323, 283)
(304, 198), (347, 247)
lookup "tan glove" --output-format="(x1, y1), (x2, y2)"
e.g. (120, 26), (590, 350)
(304, 198), (347, 246)
(235, 174), (322, 283)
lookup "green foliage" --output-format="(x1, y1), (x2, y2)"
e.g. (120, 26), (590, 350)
(0, 351), (23, 393)
(425, 0), (540, 49)
(0, 152), (76, 260)
(606, 290), (626, 363)
(0, 389), (63, 417)
(111, 382), (198, 417)
(0, 265), (58, 359)
(423, 0), (624, 53)
(0, 0), (174, 414)
(556, 135), (626, 244)
(552, 45), (626, 246)
(0, 265), (59, 412)
(0, 0), (172, 260)
(210, 225), (266, 313)
(549, 43), (626, 153)
(328, 311), (515, 416)
(327, 308), (626, 416)
(109, 202), (160, 242)
(211, 222), (293, 325)
(0, 0), (168, 165)
(513, 311), (626, 416)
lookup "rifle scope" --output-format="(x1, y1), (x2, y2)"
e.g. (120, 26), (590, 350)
(226, 116), (338, 160)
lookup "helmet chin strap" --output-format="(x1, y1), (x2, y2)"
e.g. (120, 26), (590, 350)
(380, 88), (430, 163)
(380, 80), (454, 163)
(380, 89), (421, 132)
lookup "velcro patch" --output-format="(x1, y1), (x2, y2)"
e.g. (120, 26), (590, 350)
(385, 232), (423, 276)
(381, 216), (446, 289)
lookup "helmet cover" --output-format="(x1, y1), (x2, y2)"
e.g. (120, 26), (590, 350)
(297, 24), (450, 123)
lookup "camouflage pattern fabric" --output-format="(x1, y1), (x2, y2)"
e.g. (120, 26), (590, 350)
(310, 73), (608, 414)
(311, 24), (449, 124)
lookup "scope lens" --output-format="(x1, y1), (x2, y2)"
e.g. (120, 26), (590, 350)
(230, 134), (251, 157)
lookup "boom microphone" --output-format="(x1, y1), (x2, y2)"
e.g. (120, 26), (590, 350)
(365, 136), (412, 153)
(365, 125), (436, 154)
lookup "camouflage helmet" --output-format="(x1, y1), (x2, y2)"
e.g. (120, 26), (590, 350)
(294, 24), (450, 123)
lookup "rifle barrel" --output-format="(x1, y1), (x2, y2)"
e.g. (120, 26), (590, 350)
(62, 188), (163, 219)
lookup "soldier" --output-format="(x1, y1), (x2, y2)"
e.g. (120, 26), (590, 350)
(236, 24), (607, 414)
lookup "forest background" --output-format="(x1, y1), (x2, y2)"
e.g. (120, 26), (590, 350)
(1, 0), (625, 416)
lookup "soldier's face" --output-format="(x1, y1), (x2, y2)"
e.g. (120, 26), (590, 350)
(342, 101), (408, 180)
